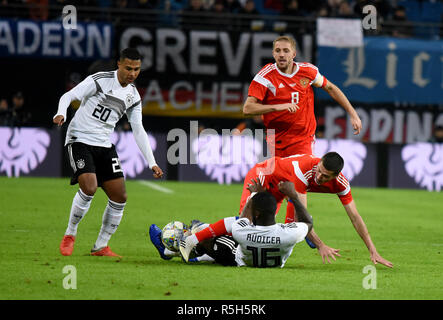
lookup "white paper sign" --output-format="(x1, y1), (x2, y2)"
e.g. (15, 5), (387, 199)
(317, 18), (363, 47)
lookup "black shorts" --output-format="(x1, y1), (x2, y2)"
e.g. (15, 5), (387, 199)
(196, 235), (238, 266)
(66, 142), (124, 186)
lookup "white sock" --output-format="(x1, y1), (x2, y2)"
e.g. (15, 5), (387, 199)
(223, 217), (238, 234)
(196, 254), (215, 262)
(94, 199), (125, 250)
(65, 189), (93, 236)
(187, 234), (199, 246)
(191, 223), (209, 235)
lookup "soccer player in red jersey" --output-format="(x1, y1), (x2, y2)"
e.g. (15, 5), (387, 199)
(244, 35), (362, 155)
(239, 152), (393, 267)
(243, 35), (363, 224)
(185, 152), (392, 268)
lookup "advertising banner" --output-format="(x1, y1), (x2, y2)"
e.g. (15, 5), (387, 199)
(111, 131), (168, 180)
(0, 127), (166, 180)
(119, 28), (313, 118)
(317, 36), (443, 104)
(0, 18), (113, 59)
(388, 143), (443, 191)
(0, 127), (61, 177)
(320, 103), (443, 144)
(178, 137), (377, 187)
(1, 126), (440, 191)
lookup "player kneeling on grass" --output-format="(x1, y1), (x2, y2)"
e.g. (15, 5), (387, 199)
(150, 180), (313, 268)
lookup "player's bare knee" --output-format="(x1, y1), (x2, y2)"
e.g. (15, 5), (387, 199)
(109, 192), (127, 204)
(81, 185), (97, 196)
(78, 174), (98, 196)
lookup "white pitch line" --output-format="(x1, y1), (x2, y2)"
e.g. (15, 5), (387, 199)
(138, 180), (174, 194)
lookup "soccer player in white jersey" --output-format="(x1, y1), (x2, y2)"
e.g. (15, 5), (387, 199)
(232, 182), (313, 268)
(53, 48), (163, 257)
(178, 180), (313, 268)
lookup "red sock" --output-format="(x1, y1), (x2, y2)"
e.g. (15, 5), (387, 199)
(195, 219), (227, 242)
(285, 200), (296, 223)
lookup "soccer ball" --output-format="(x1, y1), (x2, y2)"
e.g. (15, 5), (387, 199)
(161, 221), (189, 252)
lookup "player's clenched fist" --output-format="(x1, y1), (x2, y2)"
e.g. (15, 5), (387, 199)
(152, 165), (163, 179)
(53, 115), (65, 126)
(350, 115), (362, 135)
(277, 181), (298, 198)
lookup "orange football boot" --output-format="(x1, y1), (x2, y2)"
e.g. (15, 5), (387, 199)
(91, 246), (122, 258)
(60, 235), (76, 256)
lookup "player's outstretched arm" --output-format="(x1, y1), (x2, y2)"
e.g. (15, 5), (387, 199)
(243, 96), (299, 116)
(307, 230), (341, 264)
(277, 181), (313, 232)
(320, 80), (362, 135)
(344, 201), (393, 268)
(279, 182), (342, 263)
(128, 110), (163, 179)
(280, 183), (341, 263)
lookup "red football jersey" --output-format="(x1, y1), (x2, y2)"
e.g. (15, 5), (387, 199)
(287, 154), (353, 205)
(241, 154), (353, 210)
(248, 62), (327, 151)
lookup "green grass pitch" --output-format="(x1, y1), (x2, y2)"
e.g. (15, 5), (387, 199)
(0, 177), (442, 300)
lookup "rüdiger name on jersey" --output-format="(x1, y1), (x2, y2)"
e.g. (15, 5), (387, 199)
(232, 217), (308, 268)
(245, 234), (281, 244)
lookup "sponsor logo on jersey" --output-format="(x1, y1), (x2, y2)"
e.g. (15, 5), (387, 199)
(76, 159), (85, 169)
(299, 78), (309, 88)
(125, 94), (134, 106)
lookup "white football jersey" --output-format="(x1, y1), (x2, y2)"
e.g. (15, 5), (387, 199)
(231, 218), (308, 268)
(64, 70), (142, 147)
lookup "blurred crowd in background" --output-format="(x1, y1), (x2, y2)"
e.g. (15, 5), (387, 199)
(0, 92), (31, 127)
(0, 0), (442, 142)
(1, 0), (442, 27)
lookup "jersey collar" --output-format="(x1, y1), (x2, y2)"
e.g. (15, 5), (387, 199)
(274, 62), (299, 78)
(113, 70), (124, 89)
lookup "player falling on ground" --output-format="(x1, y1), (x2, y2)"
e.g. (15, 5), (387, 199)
(182, 152), (393, 268)
(151, 180), (313, 268)
(149, 220), (240, 266)
(243, 35), (362, 233)
(54, 48), (163, 258)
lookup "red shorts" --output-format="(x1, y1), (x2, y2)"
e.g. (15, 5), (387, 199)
(238, 161), (284, 215)
(270, 135), (315, 158)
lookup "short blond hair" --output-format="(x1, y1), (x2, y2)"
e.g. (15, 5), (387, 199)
(273, 36), (296, 51)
